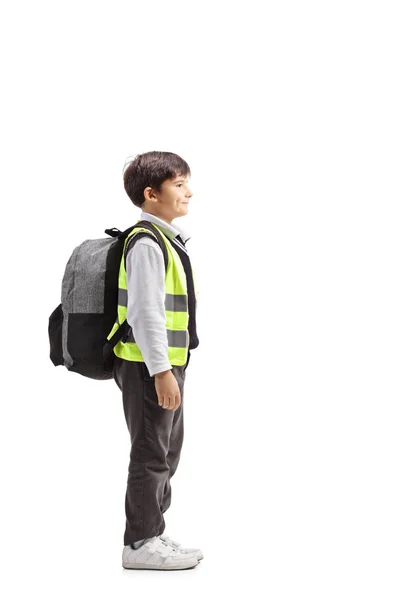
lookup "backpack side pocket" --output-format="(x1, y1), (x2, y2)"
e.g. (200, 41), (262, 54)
(48, 303), (64, 366)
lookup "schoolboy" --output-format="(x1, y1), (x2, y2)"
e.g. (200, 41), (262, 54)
(113, 151), (202, 570)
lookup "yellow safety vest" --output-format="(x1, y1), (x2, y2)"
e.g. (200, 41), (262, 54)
(106, 222), (196, 366)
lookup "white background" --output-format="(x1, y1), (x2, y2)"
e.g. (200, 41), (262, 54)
(0, 1), (399, 598)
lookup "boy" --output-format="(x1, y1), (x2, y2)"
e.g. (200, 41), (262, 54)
(112, 151), (203, 570)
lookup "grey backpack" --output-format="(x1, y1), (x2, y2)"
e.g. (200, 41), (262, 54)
(48, 221), (168, 380)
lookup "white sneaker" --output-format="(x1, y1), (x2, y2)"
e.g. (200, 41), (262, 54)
(159, 533), (204, 561)
(122, 536), (199, 570)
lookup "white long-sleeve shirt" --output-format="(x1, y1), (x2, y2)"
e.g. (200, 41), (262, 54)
(125, 211), (191, 377)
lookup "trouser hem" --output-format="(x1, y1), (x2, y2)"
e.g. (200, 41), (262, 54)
(125, 523), (166, 547)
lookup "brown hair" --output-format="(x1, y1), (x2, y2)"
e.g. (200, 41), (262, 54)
(123, 151), (191, 208)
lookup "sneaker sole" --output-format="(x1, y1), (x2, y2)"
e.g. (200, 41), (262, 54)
(122, 559), (199, 571)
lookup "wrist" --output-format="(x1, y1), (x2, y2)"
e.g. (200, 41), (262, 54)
(154, 369), (172, 378)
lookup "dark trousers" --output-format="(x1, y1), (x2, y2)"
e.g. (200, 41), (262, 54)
(112, 351), (191, 546)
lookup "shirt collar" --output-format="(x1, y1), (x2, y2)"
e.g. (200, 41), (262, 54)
(139, 211), (191, 243)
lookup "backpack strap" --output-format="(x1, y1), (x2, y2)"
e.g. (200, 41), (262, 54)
(122, 220), (169, 274)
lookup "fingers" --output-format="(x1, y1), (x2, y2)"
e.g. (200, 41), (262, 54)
(158, 393), (181, 410)
(160, 395), (172, 409)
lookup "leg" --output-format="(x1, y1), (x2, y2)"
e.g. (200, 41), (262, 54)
(113, 355), (185, 546)
(160, 367), (185, 517)
(160, 353), (189, 518)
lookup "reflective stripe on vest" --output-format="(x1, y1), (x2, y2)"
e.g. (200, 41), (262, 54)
(117, 288), (188, 312)
(106, 223), (193, 366)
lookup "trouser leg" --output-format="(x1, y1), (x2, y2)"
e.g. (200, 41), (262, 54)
(113, 355), (186, 546)
(160, 350), (190, 521)
(160, 398), (184, 517)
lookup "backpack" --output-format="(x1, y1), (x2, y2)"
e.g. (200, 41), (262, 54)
(48, 220), (169, 381)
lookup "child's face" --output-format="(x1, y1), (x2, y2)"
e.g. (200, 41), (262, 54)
(143, 174), (192, 224)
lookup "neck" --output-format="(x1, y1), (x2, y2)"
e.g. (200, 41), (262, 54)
(143, 209), (172, 225)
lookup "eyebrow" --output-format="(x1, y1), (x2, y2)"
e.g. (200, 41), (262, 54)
(175, 178), (188, 183)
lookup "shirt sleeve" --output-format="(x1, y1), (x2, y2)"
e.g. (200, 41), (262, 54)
(125, 237), (172, 377)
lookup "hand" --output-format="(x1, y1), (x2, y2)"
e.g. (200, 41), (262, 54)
(154, 370), (181, 411)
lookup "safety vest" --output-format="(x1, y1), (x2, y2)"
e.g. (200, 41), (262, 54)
(106, 222), (196, 366)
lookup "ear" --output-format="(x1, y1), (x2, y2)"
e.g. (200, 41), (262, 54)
(143, 186), (157, 203)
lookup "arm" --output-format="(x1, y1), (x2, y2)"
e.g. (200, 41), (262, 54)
(125, 238), (172, 377)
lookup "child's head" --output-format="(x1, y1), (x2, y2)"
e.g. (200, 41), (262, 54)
(123, 151), (192, 224)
